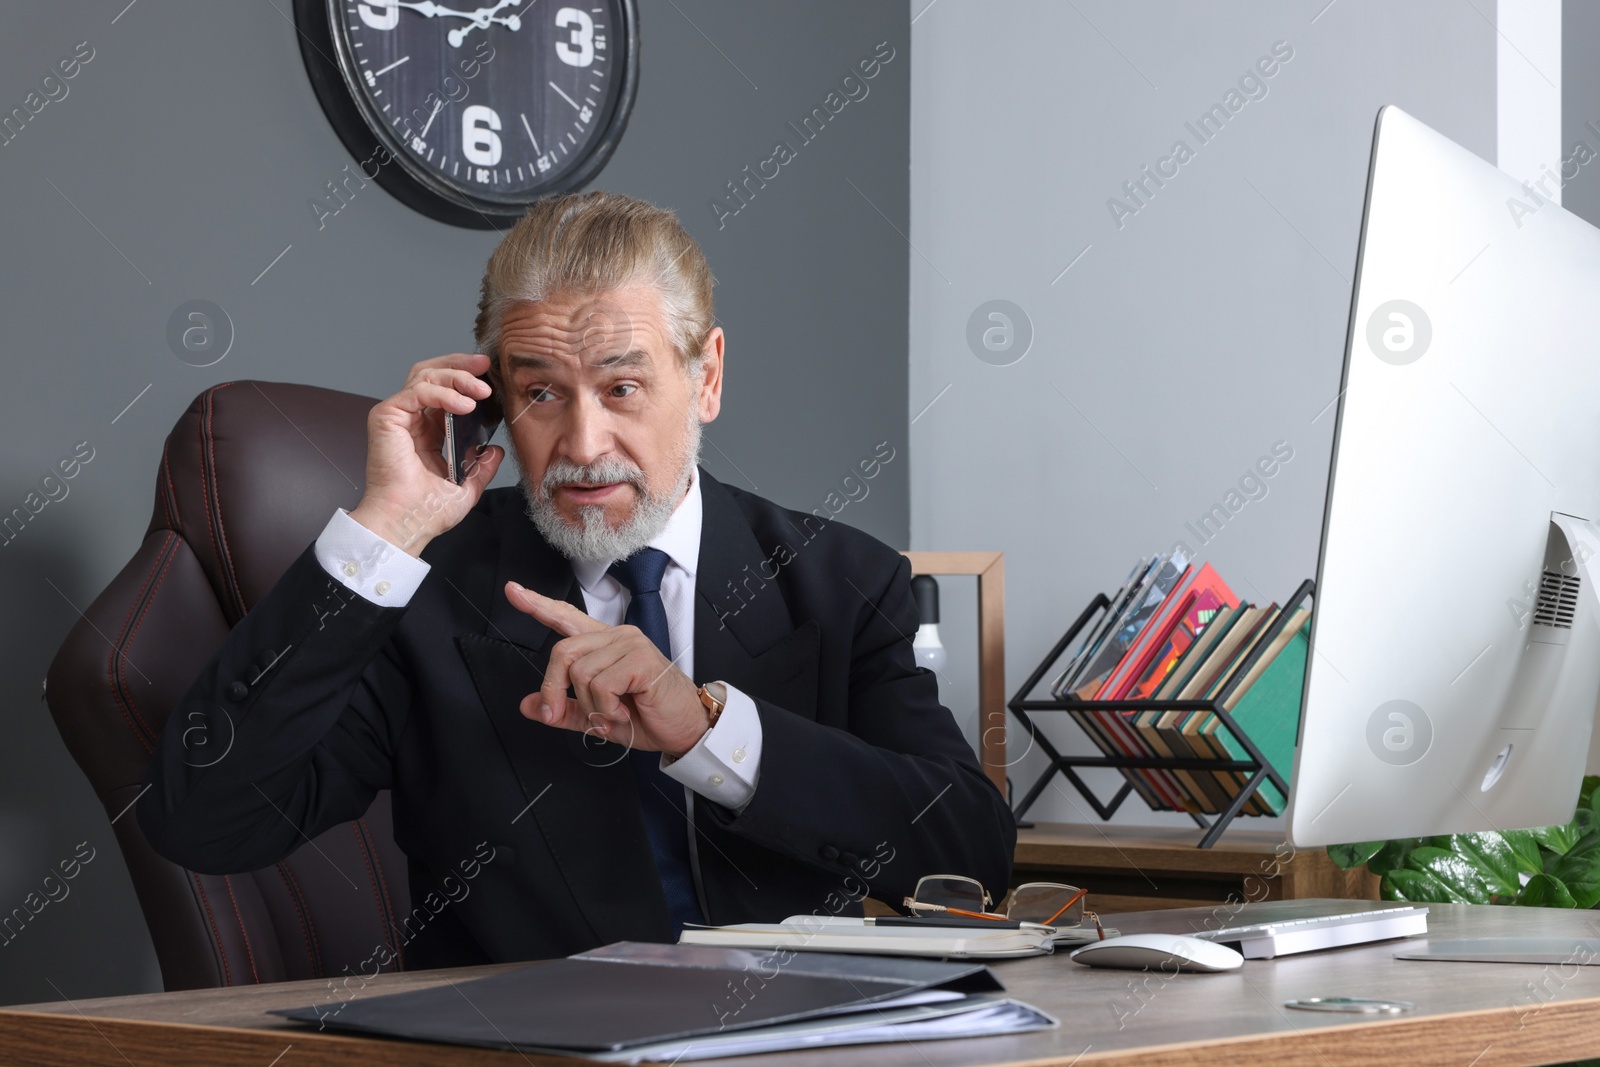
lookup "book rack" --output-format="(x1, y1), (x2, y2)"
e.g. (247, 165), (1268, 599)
(1007, 580), (1312, 849)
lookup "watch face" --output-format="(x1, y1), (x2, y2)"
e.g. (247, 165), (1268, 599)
(295, 0), (638, 228)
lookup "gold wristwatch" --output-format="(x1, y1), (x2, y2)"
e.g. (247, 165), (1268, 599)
(697, 680), (728, 730)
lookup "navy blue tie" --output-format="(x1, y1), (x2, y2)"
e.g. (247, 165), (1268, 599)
(607, 547), (705, 937)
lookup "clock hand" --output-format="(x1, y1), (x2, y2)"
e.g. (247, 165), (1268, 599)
(362, 0), (525, 47)
(446, 0), (525, 48)
(418, 97), (445, 139)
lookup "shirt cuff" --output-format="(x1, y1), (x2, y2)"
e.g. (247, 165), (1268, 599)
(661, 684), (761, 812)
(313, 507), (431, 607)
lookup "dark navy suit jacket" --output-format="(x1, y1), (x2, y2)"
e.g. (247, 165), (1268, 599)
(140, 468), (1015, 967)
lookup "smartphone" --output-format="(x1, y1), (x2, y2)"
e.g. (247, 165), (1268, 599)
(443, 376), (503, 485)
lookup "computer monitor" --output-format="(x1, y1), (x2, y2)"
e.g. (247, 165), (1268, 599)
(1286, 106), (1600, 847)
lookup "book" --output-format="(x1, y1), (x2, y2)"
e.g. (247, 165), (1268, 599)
(1048, 555), (1186, 811)
(1051, 555), (1157, 697)
(1055, 553), (1161, 697)
(1112, 586), (1201, 809)
(1068, 694), (1189, 812)
(1095, 565), (1195, 700)
(1207, 601), (1308, 813)
(1147, 603), (1245, 813)
(1210, 604), (1284, 705)
(679, 915), (1111, 959)
(1190, 603), (1286, 813)
(1200, 609), (1311, 814)
(1087, 566), (1205, 809)
(1133, 691), (1215, 813)
(1059, 552), (1196, 812)
(1110, 571), (1241, 813)
(1114, 588), (1198, 702)
(1038, 553), (1311, 822)
(1066, 703), (1170, 811)
(1069, 550), (1189, 700)
(1189, 605), (1271, 702)
(1048, 557), (1147, 697)
(1123, 564), (1239, 701)
(1155, 601), (1240, 700)
(1085, 703), (1192, 812)
(1223, 605), (1312, 710)
(1178, 605), (1271, 805)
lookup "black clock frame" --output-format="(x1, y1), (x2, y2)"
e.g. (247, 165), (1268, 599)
(292, 0), (640, 230)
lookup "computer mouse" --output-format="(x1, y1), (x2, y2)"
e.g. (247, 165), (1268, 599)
(1069, 933), (1244, 973)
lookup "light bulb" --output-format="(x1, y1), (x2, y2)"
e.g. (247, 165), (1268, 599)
(910, 575), (947, 673)
(913, 622), (948, 673)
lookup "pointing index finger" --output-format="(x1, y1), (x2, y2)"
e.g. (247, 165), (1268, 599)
(505, 581), (607, 637)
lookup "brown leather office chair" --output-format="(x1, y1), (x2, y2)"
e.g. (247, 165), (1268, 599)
(47, 381), (413, 991)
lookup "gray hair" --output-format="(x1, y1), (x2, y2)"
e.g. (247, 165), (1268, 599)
(474, 191), (716, 391)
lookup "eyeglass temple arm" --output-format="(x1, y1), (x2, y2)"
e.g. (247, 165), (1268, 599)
(1036, 887), (1090, 927)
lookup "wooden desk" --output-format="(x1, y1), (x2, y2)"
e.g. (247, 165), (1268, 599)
(1015, 821), (1380, 913)
(6, 902), (1600, 1066)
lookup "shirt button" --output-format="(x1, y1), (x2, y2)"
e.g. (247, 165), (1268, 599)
(708, 774), (725, 787)
(341, 561), (359, 577)
(374, 580), (392, 596)
(731, 748), (747, 763)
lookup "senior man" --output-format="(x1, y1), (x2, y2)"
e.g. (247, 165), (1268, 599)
(140, 191), (1015, 968)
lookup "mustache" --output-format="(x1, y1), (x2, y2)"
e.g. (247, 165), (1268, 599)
(538, 456), (649, 499)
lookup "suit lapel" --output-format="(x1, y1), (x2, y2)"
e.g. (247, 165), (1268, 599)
(457, 499), (669, 945)
(695, 472), (820, 719)
(690, 473), (822, 923)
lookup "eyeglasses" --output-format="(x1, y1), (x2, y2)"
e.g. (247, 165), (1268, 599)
(902, 875), (1104, 938)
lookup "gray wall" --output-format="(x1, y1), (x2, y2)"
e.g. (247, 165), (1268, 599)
(0, 1), (908, 1001)
(1564, 0), (1600, 227)
(908, 0), (1498, 828)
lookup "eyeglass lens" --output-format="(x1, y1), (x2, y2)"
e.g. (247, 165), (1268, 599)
(912, 876), (989, 911)
(1007, 883), (1086, 926)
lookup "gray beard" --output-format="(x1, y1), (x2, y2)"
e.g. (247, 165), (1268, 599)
(518, 418), (702, 563)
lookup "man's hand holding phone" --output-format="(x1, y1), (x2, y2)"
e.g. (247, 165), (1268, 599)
(347, 352), (505, 558)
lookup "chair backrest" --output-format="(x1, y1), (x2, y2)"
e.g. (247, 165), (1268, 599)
(47, 381), (413, 991)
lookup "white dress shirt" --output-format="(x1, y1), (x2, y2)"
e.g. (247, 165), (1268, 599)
(311, 470), (764, 811)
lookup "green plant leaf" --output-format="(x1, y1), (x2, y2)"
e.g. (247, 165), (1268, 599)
(1500, 829), (1545, 875)
(1326, 841), (1387, 869)
(1367, 838), (1417, 877)
(1568, 827), (1600, 857)
(1406, 846), (1492, 904)
(1574, 807), (1597, 837)
(1384, 867), (1455, 903)
(1546, 829), (1600, 897)
(1579, 775), (1600, 811)
(1563, 880), (1600, 909)
(1532, 822), (1582, 856)
(1449, 833), (1523, 897)
(1516, 873), (1577, 908)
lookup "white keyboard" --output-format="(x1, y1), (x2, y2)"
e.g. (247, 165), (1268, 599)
(1196, 905), (1429, 960)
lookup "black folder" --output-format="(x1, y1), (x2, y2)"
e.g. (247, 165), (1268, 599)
(272, 941), (1008, 1056)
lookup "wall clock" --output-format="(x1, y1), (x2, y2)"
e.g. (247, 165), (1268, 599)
(294, 0), (639, 229)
